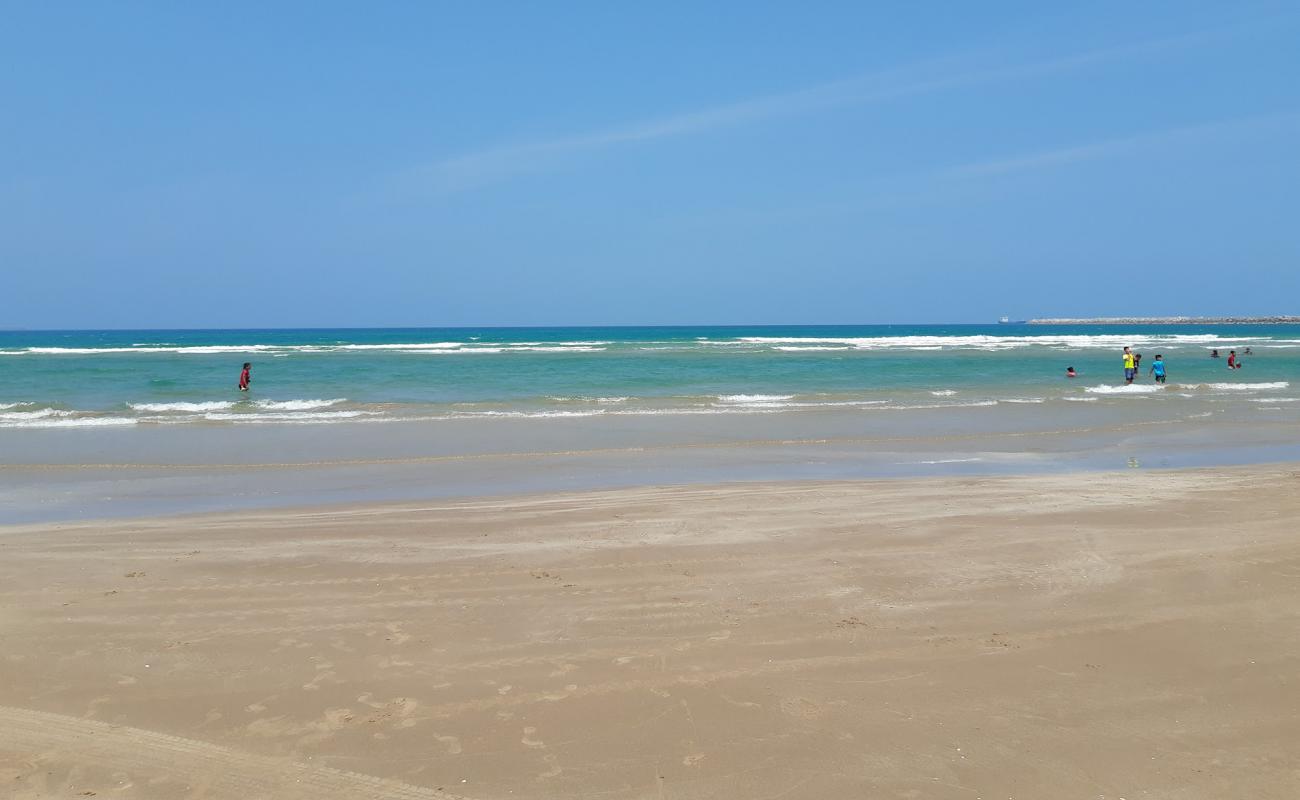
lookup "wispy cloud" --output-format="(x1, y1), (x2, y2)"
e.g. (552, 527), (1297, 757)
(401, 22), (1255, 196)
(944, 110), (1300, 180)
(637, 109), (1300, 231)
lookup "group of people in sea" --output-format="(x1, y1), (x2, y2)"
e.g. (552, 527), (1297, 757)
(1210, 348), (1250, 369)
(233, 346), (1253, 396)
(1064, 347), (1169, 384)
(1060, 343), (1253, 385)
(1062, 345), (1253, 385)
(1118, 347), (1167, 384)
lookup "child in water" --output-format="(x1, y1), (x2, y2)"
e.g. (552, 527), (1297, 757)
(1149, 354), (1166, 383)
(238, 362), (252, 391)
(1066, 366), (1077, 378)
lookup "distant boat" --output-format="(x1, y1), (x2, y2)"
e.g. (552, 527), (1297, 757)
(998, 316), (1028, 325)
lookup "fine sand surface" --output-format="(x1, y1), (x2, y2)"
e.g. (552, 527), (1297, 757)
(2, 468), (1298, 799)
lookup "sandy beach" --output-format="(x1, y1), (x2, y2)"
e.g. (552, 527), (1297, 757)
(2, 467), (1298, 799)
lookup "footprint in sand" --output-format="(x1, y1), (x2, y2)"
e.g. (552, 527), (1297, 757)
(779, 697), (824, 719)
(521, 726), (546, 749)
(538, 755), (562, 779)
(435, 733), (463, 755)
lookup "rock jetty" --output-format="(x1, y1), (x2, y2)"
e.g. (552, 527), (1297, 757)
(1028, 316), (1300, 325)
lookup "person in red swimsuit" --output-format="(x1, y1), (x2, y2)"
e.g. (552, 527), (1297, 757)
(238, 362), (251, 391)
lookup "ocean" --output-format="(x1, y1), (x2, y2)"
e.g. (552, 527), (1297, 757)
(5, 323), (1300, 522)
(2, 324), (1298, 428)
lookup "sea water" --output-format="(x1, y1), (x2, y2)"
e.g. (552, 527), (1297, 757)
(5, 324), (1300, 522)
(2, 324), (1298, 428)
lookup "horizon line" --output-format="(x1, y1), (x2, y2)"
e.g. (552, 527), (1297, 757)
(6, 317), (1300, 333)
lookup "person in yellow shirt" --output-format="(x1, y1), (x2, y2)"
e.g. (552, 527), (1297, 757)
(1122, 346), (1136, 384)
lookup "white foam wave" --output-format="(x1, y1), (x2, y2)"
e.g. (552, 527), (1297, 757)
(881, 400), (1000, 410)
(4, 344), (287, 356)
(0, 341), (613, 356)
(0, 402), (35, 410)
(334, 342), (464, 350)
(717, 394), (795, 404)
(772, 346), (854, 352)
(930, 390), (957, 396)
(506, 346), (606, 352)
(918, 457), (983, 464)
(547, 341), (611, 346)
(252, 398), (346, 411)
(398, 348), (504, 354)
(129, 401), (235, 412)
(1246, 397), (1300, 403)
(203, 411), (374, 423)
(1183, 382), (1289, 391)
(455, 409), (609, 419)
(1063, 396), (1099, 402)
(782, 400), (891, 408)
(1084, 384), (1165, 394)
(1001, 397), (1046, 404)
(0, 408), (73, 420)
(738, 334), (1255, 350)
(0, 416), (137, 428)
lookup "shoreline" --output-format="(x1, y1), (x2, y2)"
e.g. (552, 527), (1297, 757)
(3, 466), (1298, 798)
(6, 409), (1300, 524)
(2, 460), (1296, 533)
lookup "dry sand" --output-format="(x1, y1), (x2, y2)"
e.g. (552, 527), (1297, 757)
(1, 467), (1298, 799)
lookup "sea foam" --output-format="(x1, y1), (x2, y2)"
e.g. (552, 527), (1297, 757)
(717, 394), (795, 404)
(252, 398), (347, 411)
(129, 401), (235, 412)
(0, 416), (136, 428)
(203, 410), (373, 423)
(1185, 382), (1289, 391)
(1084, 384), (1165, 394)
(739, 334), (1253, 351)
(0, 408), (73, 420)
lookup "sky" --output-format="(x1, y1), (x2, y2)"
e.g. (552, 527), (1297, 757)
(2, 1), (1299, 328)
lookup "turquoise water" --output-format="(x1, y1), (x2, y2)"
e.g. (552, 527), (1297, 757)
(2, 325), (1298, 427)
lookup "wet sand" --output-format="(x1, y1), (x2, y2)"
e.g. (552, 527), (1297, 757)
(2, 467), (1298, 798)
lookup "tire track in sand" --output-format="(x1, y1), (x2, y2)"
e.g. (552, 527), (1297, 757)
(0, 705), (473, 800)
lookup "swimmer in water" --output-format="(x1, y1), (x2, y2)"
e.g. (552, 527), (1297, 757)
(1149, 354), (1166, 384)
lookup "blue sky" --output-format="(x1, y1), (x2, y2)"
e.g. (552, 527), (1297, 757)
(2, 1), (1298, 328)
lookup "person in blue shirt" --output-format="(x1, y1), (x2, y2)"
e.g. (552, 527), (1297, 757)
(1149, 354), (1167, 384)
